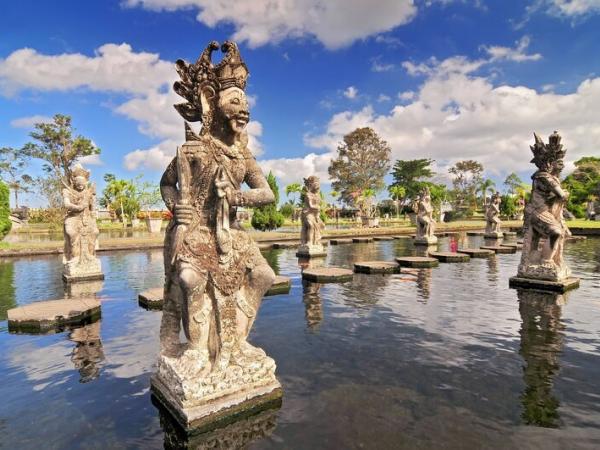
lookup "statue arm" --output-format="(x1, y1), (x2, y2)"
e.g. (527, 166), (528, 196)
(160, 157), (179, 212)
(63, 189), (84, 212)
(237, 156), (275, 207)
(308, 193), (320, 210)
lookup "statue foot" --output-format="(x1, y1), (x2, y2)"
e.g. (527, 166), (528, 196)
(176, 347), (211, 377)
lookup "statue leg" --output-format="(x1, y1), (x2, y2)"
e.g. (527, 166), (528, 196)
(543, 229), (562, 266)
(178, 266), (210, 353)
(160, 278), (182, 356)
(237, 262), (275, 340)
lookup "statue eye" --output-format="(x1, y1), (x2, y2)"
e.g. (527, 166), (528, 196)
(231, 97), (240, 105)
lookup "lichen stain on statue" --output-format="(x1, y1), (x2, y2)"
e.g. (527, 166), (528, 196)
(151, 41), (280, 428)
(414, 187), (437, 245)
(484, 192), (503, 239)
(62, 164), (103, 282)
(514, 132), (577, 287)
(296, 176), (326, 258)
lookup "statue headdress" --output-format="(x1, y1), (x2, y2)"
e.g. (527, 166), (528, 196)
(71, 164), (90, 181)
(530, 131), (566, 170)
(172, 41), (249, 133)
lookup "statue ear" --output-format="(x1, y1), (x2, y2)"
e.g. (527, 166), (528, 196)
(199, 84), (216, 116)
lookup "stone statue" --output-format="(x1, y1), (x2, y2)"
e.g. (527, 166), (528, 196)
(484, 191), (502, 238)
(62, 164), (103, 282)
(510, 132), (579, 292)
(414, 187), (437, 245)
(296, 176), (326, 257)
(151, 41), (281, 430)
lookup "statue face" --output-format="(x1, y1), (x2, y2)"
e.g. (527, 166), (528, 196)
(73, 176), (87, 192)
(552, 159), (564, 175)
(217, 87), (249, 137)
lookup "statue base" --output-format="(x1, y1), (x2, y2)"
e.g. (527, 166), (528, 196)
(151, 344), (282, 432)
(509, 276), (580, 293)
(296, 244), (327, 258)
(413, 236), (438, 246)
(63, 258), (104, 284)
(483, 232), (503, 239)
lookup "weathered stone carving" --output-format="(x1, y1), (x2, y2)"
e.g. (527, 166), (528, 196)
(151, 41), (281, 430)
(296, 176), (326, 257)
(510, 132), (579, 292)
(414, 187), (437, 245)
(62, 164), (103, 282)
(484, 191), (503, 239)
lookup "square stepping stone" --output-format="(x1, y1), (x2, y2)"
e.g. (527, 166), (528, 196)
(265, 276), (291, 296)
(373, 236), (394, 241)
(138, 287), (164, 310)
(273, 242), (298, 249)
(329, 238), (353, 245)
(480, 245), (517, 254)
(509, 276), (580, 293)
(352, 237), (373, 243)
(457, 248), (494, 258)
(395, 256), (439, 268)
(8, 298), (101, 333)
(302, 267), (354, 283)
(428, 251), (470, 263)
(354, 261), (400, 274)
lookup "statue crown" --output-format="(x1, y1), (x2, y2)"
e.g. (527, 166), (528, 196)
(530, 131), (567, 169)
(71, 164), (90, 180)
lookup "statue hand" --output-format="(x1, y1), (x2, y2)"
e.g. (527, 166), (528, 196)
(174, 203), (194, 226)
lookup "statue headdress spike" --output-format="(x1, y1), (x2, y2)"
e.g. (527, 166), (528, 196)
(530, 131), (566, 169)
(71, 164), (90, 181)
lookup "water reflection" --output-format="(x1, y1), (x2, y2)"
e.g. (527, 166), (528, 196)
(486, 254), (499, 282)
(69, 321), (105, 383)
(296, 256), (325, 271)
(65, 280), (104, 298)
(0, 261), (15, 321)
(413, 245), (436, 257)
(156, 399), (280, 450)
(416, 268), (433, 301)
(302, 280), (323, 331)
(517, 289), (566, 428)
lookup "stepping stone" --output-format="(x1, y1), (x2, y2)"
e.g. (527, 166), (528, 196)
(509, 276), (580, 293)
(352, 237), (373, 243)
(428, 251), (470, 263)
(373, 236), (394, 241)
(354, 261), (400, 274)
(503, 231), (518, 238)
(393, 235), (410, 239)
(8, 298), (101, 333)
(138, 287), (164, 310)
(480, 245), (517, 254)
(457, 248), (495, 258)
(302, 267), (354, 283)
(566, 235), (586, 241)
(265, 276), (291, 296)
(501, 243), (523, 250)
(330, 238), (353, 245)
(395, 256), (439, 268)
(466, 231), (484, 236)
(273, 242), (298, 249)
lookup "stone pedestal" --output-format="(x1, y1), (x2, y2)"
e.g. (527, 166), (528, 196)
(509, 276), (580, 293)
(151, 346), (282, 433)
(483, 231), (503, 239)
(413, 236), (438, 246)
(295, 243), (327, 258)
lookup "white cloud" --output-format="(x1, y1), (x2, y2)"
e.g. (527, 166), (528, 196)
(534, 0), (600, 17)
(258, 152), (333, 187)
(123, 0), (417, 49)
(124, 139), (177, 171)
(9, 115), (53, 128)
(378, 94), (391, 102)
(482, 36), (542, 62)
(371, 58), (395, 72)
(398, 90), (416, 101)
(78, 154), (105, 166)
(343, 86), (358, 99)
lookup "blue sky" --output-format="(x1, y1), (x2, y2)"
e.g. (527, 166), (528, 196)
(1, 0), (600, 206)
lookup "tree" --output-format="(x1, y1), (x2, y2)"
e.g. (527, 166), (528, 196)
(328, 127), (391, 211)
(100, 174), (139, 223)
(285, 182), (302, 205)
(479, 178), (496, 207)
(0, 147), (33, 208)
(21, 114), (100, 208)
(563, 156), (600, 218)
(448, 160), (484, 215)
(390, 158), (435, 205)
(0, 181), (11, 239)
(252, 171), (284, 231)
(388, 185), (406, 218)
(504, 172), (523, 196)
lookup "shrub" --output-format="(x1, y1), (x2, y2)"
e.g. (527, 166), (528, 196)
(251, 171), (284, 231)
(0, 181), (12, 239)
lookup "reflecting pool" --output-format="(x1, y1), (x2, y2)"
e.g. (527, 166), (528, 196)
(1, 235), (599, 449)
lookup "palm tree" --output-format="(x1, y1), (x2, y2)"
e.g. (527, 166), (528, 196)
(285, 182), (302, 221)
(479, 178), (496, 208)
(388, 185), (406, 219)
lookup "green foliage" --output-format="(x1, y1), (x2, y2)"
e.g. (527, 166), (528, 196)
(504, 172), (523, 195)
(500, 195), (518, 218)
(0, 261), (16, 321)
(390, 158), (435, 203)
(100, 174), (139, 221)
(285, 182), (302, 206)
(280, 202), (294, 218)
(0, 147), (33, 207)
(252, 171), (284, 231)
(563, 156), (600, 218)
(0, 182), (12, 240)
(27, 208), (64, 227)
(328, 127), (391, 207)
(449, 160), (484, 215)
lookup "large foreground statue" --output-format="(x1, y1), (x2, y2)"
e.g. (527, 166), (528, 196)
(62, 164), (103, 283)
(484, 191), (502, 239)
(414, 187), (437, 245)
(510, 132), (579, 292)
(296, 176), (326, 257)
(151, 41), (281, 430)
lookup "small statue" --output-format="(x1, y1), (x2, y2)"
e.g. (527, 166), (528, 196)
(414, 187), (437, 245)
(484, 191), (503, 238)
(62, 164), (103, 282)
(296, 176), (326, 257)
(510, 132), (578, 291)
(152, 41), (280, 428)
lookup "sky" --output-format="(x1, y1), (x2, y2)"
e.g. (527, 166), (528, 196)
(1, 0), (600, 206)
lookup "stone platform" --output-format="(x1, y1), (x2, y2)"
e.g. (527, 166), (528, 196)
(302, 267), (354, 283)
(509, 276), (580, 293)
(500, 243), (523, 250)
(480, 245), (517, 254)
(395, 256), (439, 268)
(138, 288), (164, 310)
(457, 248), (494, 258)
(7, 298), (101, 333)
(265, 276), (291, 296)
(329, 238), (353, 245)
(272, 242), (298, 249)
(428, 251), (470, 263)
(352, 237), (373, 243)
(354, 261), (400, 274)
(466, 231), (484, 236)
